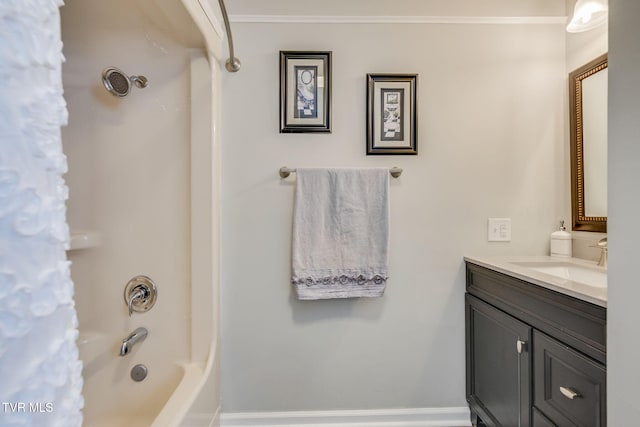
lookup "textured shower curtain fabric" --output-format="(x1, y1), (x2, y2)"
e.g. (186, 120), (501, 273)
(291, 168), (390, 300)
(0, 1), (84, 426)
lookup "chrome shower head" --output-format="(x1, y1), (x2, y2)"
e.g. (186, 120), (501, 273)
(102, 67), (148, 97)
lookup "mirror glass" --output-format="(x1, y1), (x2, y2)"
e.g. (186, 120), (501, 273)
(569, 54), (607, 232)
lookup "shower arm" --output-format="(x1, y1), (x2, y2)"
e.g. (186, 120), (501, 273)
(217, 0), (241, 72)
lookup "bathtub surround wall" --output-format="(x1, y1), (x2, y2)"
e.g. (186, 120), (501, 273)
(220, 1), (568, 420)
(0, 1), (83, 426)
(61, 0), (221, 425)
(62, 2), (192, 420)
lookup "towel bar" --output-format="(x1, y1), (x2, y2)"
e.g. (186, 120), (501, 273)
(279, 166), (402, 179)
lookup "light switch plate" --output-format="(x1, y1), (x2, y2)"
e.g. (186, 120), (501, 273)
(488, 218), (511, 242)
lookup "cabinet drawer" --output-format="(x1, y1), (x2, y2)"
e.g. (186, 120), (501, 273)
(533, 331), (606, 427)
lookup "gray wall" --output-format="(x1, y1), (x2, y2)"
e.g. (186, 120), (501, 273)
(220, 21), (567, 412)
(608, 0), (640, 424)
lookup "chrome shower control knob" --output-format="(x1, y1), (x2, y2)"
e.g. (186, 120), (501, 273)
(124, 275), (157, 316)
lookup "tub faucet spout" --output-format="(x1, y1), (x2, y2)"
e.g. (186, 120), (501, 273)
(120, 327), (148, 356)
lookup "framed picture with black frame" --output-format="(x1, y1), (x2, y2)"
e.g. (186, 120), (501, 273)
(366, 73), (418, 155)
(280, 51), (332, 133)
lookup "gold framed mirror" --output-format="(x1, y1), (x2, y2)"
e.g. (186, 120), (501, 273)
(569, 54), (607, 232)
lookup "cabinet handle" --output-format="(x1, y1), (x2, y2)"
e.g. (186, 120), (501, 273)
(559, 386), (581, 400)
(516, 339), (527, 354)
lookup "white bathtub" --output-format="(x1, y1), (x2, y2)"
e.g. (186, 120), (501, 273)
(79, 330), (214, 426)
(62, 0), (222, 425)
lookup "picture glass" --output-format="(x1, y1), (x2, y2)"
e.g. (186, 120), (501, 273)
(381, 88), (404, 141)
(295, 66), (318, 119)
(373, 81), (412, 148)
(286, 58), (325, 126)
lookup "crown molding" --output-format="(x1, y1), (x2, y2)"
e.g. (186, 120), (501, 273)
(229, 14), (566, 25)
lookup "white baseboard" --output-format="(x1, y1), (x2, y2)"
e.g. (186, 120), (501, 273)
(215, 407), (471, 427)
(181, 406), (221, 427)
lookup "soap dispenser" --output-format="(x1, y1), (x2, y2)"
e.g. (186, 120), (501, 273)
(550, 220), (572, 258)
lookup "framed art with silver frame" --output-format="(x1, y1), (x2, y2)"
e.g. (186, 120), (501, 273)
(280, 51), (332, 133)
(366, 73), (418, 155)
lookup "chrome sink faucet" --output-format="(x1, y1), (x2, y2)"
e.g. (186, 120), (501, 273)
(597, 237), (607, 268)
(119, 327), (148, 356)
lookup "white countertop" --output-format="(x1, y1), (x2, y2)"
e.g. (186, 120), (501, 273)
(464, 255), (607, 308)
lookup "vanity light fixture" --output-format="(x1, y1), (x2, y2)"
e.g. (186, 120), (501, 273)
(566, 0), (608, 33)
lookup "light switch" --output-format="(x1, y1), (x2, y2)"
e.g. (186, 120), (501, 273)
(488, 218), (511, 242)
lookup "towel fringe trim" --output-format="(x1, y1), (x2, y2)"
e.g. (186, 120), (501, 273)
(292, 274), (387, 287)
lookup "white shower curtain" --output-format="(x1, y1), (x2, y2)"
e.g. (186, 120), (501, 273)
(0, 1), (83, 426)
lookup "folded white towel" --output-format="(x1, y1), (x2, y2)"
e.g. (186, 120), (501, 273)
(291, 168), (390, 300)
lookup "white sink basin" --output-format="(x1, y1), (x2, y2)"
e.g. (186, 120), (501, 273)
(510, 261), (607, 288)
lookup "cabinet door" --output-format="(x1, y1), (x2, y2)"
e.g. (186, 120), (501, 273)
(533, 407), (557, 427)
(466, 294), (532, 427)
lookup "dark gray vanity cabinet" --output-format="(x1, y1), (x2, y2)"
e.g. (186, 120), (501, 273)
(465, 262), (607, 427)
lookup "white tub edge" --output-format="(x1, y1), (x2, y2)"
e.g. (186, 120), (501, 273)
(151, 2), (223, 424)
